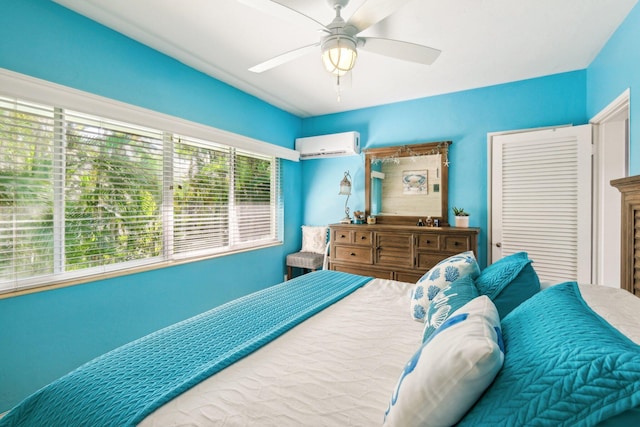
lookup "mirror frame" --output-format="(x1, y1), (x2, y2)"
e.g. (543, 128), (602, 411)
(364, 141), (451, 226)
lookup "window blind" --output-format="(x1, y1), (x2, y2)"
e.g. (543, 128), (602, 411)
(63, 110), (165, 272)
(171, 137), (281, 258)
(233, 149), (280, 245)
(172, 136), (231, 257)
(0, 94), (282, 294)
(0, 98), (55, 285)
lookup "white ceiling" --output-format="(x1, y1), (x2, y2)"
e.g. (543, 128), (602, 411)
(54, 0), (638, 118)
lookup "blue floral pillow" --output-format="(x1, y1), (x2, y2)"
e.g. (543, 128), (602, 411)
(475, 252), (540, 318)
(422, 274), (479, 342)
(410, 251), (480, 322)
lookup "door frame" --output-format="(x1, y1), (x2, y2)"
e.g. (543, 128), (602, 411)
(589, 88), (630, 287)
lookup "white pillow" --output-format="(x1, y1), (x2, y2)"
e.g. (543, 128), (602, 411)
(410, 251), (480, 321)
(384, 296), (504, 427)
(300, 225), (328, 254)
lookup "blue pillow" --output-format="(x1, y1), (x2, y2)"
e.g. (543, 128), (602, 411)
(422, 274), (479, 342)
(458, 282), (640, 426)
(475, 252), (539, 318)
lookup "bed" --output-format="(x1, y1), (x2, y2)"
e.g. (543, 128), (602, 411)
(2, 182), (640, 426)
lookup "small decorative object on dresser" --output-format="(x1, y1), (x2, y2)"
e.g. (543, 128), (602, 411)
(452, 207), (469, 228)
(329, 223), (479, 282)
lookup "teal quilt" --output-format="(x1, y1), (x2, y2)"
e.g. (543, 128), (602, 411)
(0, 270), (371, 427)
(459, 282), (640, 426)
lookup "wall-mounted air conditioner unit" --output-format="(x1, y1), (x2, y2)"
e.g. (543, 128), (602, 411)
(295, 131), (360, 159)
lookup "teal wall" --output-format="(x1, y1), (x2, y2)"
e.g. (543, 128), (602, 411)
(587, 1), (640, 175)
(1, 0), (639, 415)
(0, 0), (302, 412)
(300, 0), (640, 266)
(300, 71), (589, 268)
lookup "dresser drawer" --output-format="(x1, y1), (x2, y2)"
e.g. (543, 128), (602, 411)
(442, 235), (471, 253)
(376, 232), (413, 248)
(332, 229), (353, 244)
(376, 246), (414, 269)
(353, 231), (373, 246)
(395, 271), (424, 283)
(332, 263), (392, 279)
(333, 245), (373, 264)
(416, 233), (440, 250)
(416, 253), (447, 270)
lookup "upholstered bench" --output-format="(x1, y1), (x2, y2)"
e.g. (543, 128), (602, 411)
(286, 252), (325, 279)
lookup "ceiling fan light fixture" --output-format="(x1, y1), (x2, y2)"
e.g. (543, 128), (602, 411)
(321, 36), (357, 76)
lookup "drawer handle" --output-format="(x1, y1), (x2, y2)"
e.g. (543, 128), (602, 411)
(340, 234), (346, 238)
(426, 240), (431, 244)
(350, 252), (357, 256)
(454, 241), (460, 246)
(360, 236), (367, 240)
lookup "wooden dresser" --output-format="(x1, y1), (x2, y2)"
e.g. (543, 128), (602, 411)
(611, 175), (640, 296)
(329, 223), (479, 282)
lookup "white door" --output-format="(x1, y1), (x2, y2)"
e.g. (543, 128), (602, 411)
(490, 125), (592, 284)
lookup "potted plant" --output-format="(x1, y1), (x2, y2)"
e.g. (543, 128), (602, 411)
(452, 207), (469, 228)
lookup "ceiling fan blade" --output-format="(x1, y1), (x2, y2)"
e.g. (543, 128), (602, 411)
(237, 0), (327, 31)
(249, 43), (320, 73)
(359, 37), (441, 65)
(347, 0), (414, 33)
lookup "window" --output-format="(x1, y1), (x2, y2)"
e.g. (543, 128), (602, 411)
(171, 135), (280, 258)
(0, 96), (282, 293)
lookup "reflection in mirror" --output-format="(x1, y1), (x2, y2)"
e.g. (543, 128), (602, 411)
(370, 162), (383, 215)
(373, 155), (442, 216)
(365, 141), (451, 225)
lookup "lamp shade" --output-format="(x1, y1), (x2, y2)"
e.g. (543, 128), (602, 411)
(322, 36), (357, 76)
(339, 171), (352, 195)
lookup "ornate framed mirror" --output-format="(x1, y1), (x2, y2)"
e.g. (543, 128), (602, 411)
(364, 141), (451, 225)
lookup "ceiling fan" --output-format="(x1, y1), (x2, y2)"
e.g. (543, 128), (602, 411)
(242, 0), (441, 76)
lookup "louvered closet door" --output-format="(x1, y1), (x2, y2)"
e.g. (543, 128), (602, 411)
(491, 125), (592, 284)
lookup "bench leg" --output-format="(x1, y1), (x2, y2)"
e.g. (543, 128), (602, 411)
(287, 266), (293, 280)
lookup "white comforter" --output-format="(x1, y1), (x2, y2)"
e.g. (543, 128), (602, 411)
(140, 280), (640, 426)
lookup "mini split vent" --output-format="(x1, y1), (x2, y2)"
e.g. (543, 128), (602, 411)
(295, 131), (360, 159)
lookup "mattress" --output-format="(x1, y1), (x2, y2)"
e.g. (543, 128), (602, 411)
(140, 279), (640, 426)
(578, 283), (640, 344)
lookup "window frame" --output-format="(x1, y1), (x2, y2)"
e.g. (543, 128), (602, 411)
(0, 69), (298, 296)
